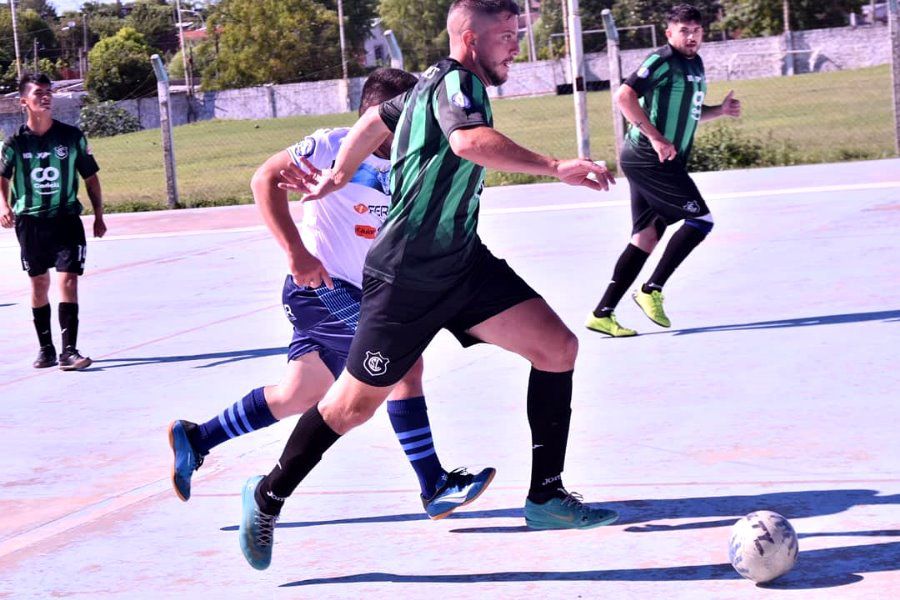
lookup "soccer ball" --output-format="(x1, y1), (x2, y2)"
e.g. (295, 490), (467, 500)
(729, 510), (799, 583)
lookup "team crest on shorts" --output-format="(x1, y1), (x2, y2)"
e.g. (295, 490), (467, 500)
(683, 200), (700, 213)
(55, 145), (68, 159)
(363, 351), (390, 377)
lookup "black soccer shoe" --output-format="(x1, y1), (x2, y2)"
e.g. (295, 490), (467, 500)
(58, 348), (92, 371)
(33, 345), (58, 369)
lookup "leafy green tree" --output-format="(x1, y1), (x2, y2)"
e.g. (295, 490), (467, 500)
(86, 27), (157, 101)
(317, 0), (379, 54)
(378, 0), (453, 71)
(611, 0), (724, 46)
(720, 0), (865, 37)
(0, 8), (59, 72)
(127, 0), (180, 54)
(203, 0), (350, 89)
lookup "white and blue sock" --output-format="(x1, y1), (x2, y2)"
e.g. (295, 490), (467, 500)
(190, 387), (278, 455)
(387, 396), (446, 498)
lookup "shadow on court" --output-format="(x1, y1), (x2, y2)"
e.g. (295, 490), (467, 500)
(279, 540), (900, 589)
(91, 347), (285, 370)
(666, 309), (900, 337)
(220, 489), (899, 534)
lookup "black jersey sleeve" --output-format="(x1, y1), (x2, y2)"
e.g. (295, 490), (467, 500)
(0, 137), (16, 179)
(74, 131), (100, 178)
(624, 46), (674, 96)
(378, 89), (413, 133)
(433, 69), (490, 138)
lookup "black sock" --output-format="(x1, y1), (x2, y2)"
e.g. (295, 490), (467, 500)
(58, 302), (79, 351)
(526, 368), (574, 504)
(593, 244), (650, 317)
(255, 403), (340, 515)
(644, 223), (708, 291)
(32, 304), (53, 347)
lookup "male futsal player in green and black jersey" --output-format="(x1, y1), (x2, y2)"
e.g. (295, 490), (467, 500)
(236, 0), (618, 571)
(0, 73), (105, 370)
(585, 4), (741, 337)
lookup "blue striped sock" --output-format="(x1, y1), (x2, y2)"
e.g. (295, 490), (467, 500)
(387, 396), (445, 498)
(191, 388), (278, 455)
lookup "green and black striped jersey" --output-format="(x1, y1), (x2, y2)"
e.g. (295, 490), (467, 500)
(1, 120), (99, 217)
(371, 58), (492, 290)
(624, 45), (707, 164)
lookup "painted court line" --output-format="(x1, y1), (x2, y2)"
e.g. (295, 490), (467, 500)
(0, 180), (897, 248)
(481, 180), (900, 216)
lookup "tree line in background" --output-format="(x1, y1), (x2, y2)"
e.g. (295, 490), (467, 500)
(0, 0), (868, 102)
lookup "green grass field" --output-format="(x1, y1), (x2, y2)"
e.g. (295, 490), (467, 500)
(92, 65), (894, 210)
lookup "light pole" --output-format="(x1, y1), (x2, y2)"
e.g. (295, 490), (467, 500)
(337, 0), (350, 112)
(10, 0), (22, 80)
(174, 0), (192, 95)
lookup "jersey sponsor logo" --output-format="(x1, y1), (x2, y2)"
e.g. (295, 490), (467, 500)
(355, 224), (377, 239)
(451, 92), (472, 109)
(30, 166), (61, 195)
(683, 200), (701, 213)
(353, 204), (390, 218)
(686, 74), (704, 83)
(422, 65), (440, 79)
(23, 152), (51, 159)
(637, 66), (651, 78)
(363, 351), (390, 377)
(55, 145), (69, 159)
(283, 304), (296, 321)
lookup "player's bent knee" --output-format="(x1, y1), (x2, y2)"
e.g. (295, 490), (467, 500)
(533, 329), (578, 371)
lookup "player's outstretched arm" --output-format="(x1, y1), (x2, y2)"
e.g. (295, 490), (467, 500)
(278, 107), (391, 202)
(253, 150), (333, 289)
(448, 126), (615, 191)
(701, 89), (741, 122)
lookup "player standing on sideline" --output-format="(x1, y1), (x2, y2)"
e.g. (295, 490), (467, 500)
(585, 4), (741, 337)
(0, 73), (105, 370)
(168, 69), (494, 521)
(239, 0), (618, 571)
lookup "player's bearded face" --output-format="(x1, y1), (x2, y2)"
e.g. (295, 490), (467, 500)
(475, 14), (519, 86)
(667, 22), (704, 57)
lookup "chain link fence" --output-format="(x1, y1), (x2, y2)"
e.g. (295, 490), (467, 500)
(51, 22), (896, 211)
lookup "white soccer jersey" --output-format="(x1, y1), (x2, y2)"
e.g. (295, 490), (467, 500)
(287, 128), (391, 289)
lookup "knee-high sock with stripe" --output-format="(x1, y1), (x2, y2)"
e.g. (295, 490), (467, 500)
(387, 396), (446, 498)
(188, 387), (278, 455)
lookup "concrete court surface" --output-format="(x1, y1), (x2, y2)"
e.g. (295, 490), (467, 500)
(0, 159), (898, 599)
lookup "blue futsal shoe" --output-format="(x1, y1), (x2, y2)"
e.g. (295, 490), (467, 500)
(524, 489), (619, 530)
(423, 467), (497, 520)
(168, 420), (204, 501)
(240, 475), (279, 570)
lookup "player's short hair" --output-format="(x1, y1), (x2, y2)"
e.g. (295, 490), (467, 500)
(666, 4), (703, 26)
(18, 72), (52, 95)
(359, 68), (419, 114)
(448, 0), (520, 20)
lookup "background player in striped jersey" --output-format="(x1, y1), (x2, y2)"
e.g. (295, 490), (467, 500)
(0, 72), (105, 370)
(239, 0), (619, 571)
(167, 68), (494, 523)
(586, 4), (741, 337)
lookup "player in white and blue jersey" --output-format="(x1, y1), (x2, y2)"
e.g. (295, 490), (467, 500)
(167, 69), (494, 521)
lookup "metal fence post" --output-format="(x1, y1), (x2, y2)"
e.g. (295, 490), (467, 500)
(890, 0), (900, 155)
(567, 0), (590, 159)
(150, 54), (180, 209)
(602, 9), (625, 174)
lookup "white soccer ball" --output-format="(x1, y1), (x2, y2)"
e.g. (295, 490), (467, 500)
(729, 510), (799, 583)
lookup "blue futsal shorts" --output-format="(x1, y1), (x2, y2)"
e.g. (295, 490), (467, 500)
(282, 275), (361, 378)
